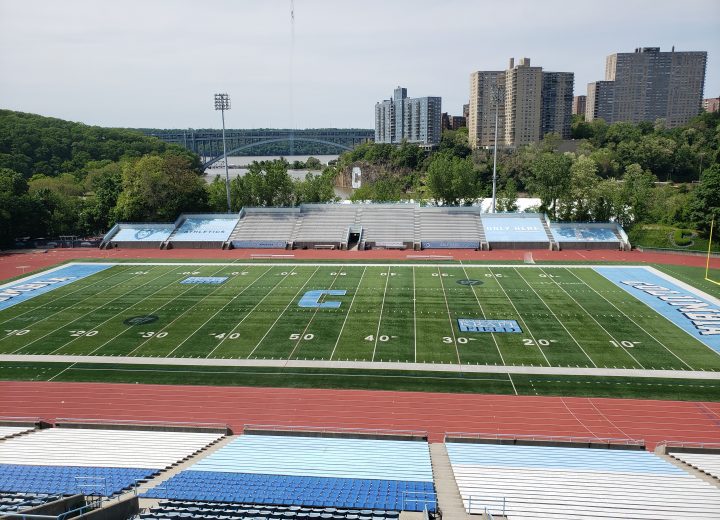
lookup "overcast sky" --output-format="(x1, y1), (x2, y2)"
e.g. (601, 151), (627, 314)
(1, 0), (718, 129)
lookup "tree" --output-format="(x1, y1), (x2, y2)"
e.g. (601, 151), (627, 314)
(295, 169), (337, 203)
(558, 155), (599, 221)
(525, 152), (573, 219)
(615, 163), (657, 228)
(690, 164), (720, 233)
(425, 154), (483, 205)
(496, 178), (518, 212)
(114, 154), (208, 222)
(304, 157), (323, 170)
(240, 159), (295, 207)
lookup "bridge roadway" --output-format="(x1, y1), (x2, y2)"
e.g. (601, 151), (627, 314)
(2, 354), (719, 380)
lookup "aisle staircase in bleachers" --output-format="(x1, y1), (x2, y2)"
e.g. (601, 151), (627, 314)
(428, 444), (468, 520)
(541, 215), (557, 251)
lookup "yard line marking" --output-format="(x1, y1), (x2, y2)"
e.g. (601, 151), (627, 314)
(0, 265), (136, 330)
(412, 266), (417, 363)
(567, 268), (694, 370)
(9, 266), (178, 354)
(436, 267), (461, 366)
(246, 267), (321, 359)
(461, 265), (506, 366)
(330, 266), (367, 361)
(286, 268), (345, 362)
(208, 267), (300, 359)
(82, 264), (233, 356)
(539, 267), (645, 369)
(126, 265), (261, 357)
(163, 267), (273, 358)
(47, 361), (77, 382)
(487, 267), (551, 367)
(370, 267), (392, 362)
(513, 267), (597, 367)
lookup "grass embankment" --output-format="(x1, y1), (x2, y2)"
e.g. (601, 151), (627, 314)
(629, 224), (720, 253)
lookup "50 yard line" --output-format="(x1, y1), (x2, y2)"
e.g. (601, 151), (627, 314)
(370, 268), (391, 362)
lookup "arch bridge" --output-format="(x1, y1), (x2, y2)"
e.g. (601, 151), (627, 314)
(142, 129), (374, 168)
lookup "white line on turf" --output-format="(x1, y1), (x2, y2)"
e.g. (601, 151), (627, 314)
(85, 263), (234, 357)
(436, 266), (461, 366)
(286, 268), (344, 362)
(567, 268), (695, 369)
(246, 266), (321, 359)
(9, 265), (179, 355)
(412, 266), (417, 363)
(486, 266), (551, 367)
(165, 266), (273, 358)
(513, 267), (597, 368)
(329, 266), (367, 361)
(0, 265), (137, 330)
(539, 267), (645, 369)
(370, 267), (391, 362)
(207, 267), (300, 358)
(460, 264), (508, 368)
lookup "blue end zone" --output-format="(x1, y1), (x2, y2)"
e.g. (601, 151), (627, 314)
(594, 267), (720, 353)
(0, 464), (158, 496)
(180, 276), (228, 285)
(0, 264), (112, 311)
(143, 471), (436, 512)
(458, 319), (522, 333)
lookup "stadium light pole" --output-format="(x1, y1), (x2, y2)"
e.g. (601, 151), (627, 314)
(491, 85), (504, 214)
(214, 93), (232, 213)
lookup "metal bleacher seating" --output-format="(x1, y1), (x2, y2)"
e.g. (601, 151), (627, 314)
(144, 434), (436, 512)
(103, 224), (175, 249)
(549, 223), (623, 250)
(358, 205), (414, 249)
(167, 215), (239, 248)
(293, 206), (357, 249)
(229, 209), (299, 249)
(418, 208), (482, 249)
(669, 450), (720, 480)
(0, 492), (63, 514)
(0, 427), (223, 496)
(446, 442), (720, 519)
(0, 425), (35, 439)
(140, 500), (402, 520)
(480, 214), (551, 250)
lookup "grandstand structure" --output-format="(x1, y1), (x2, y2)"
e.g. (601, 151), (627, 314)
(101, 204), (630, 251)
(1, 422), (720, 520)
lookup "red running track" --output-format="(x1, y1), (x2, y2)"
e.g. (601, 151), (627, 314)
(1, 381), (719, 449)
(0, 246), (715, 282)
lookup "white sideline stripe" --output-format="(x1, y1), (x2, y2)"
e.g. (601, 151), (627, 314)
(2, 354), (720, 379)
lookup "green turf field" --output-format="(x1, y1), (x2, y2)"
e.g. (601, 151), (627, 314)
(1, 262), (719, 372)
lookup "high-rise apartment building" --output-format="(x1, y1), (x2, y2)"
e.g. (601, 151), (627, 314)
(572, 95), (587, 116)
(374, 87), (442, 146)
(704, 97), (720, 113)
(468, 58), (573, 148)
(585, 47), (707, 127)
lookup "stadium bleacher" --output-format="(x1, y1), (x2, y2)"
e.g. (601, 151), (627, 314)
(358, 205), (414, 249)
(229, 209), (299, 249)
(550, 223), (624, 250)
(144, 434), (436, 512)
(0, 492), (64, 514)
(418, 208), (483, 249)
(0, 427), (223, 496)
(141, 500), (402, 520)
(669, 450), (720, 480)
(293, 206), (357, 250)
(446, 441), (720, 519)
(480, 214), (551, 249)
(0, 425), (35, 439)
(167, 215), (239, 248)
(103, 224), (175, 249)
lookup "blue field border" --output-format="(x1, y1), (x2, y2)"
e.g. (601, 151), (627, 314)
(594, 267), (720, 353)
(0, 264), (114, 311)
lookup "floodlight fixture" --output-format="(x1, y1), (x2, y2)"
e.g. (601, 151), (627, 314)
(214, 93), (232, 213)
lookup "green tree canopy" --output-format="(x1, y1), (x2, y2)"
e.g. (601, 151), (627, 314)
(526, 152), (573, 219)
(425, 153), (483, 205)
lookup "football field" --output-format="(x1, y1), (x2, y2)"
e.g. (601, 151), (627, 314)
(1, 262), (719, 372)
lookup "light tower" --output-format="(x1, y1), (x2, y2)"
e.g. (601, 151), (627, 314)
(214, 93), (232, 213)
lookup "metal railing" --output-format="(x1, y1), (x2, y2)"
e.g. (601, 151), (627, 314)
(465, 495), (506, 517)
(445, 431), (645, 446)
(401, 491), (437, 513)
(658, 440), (720, 450)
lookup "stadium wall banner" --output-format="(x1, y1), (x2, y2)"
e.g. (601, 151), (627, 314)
(594, 267), (720, 352)
(421, 241), (478, 249)
(232, 240), (286, 249)
(0, 264), (113, 310)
